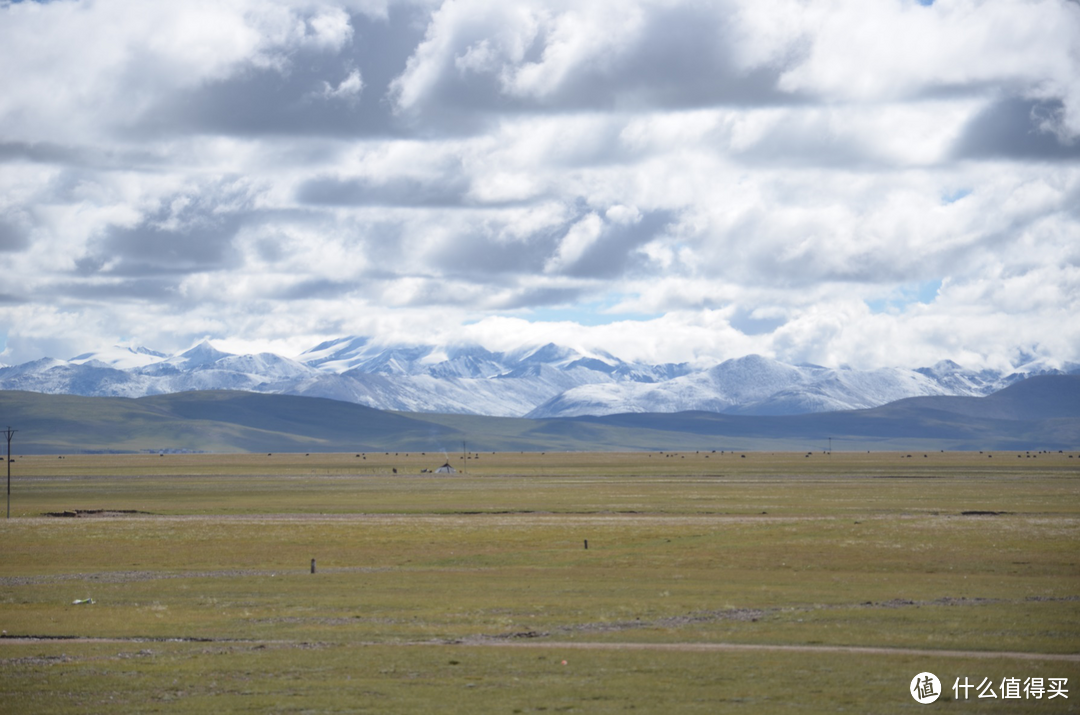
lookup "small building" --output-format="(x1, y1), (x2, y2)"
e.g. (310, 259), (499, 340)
(434, 462), (456, 474)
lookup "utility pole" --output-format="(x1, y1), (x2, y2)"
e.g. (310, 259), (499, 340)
(462, 440), (467, 474)
(828, 437), (832, 453)
(5, 427), (15, 519)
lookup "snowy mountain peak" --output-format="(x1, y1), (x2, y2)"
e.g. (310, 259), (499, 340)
(0, 335), (1060, 420)
(307, 336), (370, 355)
(70, 345), (168, 370)
(704, 355), (808, 397)
(300, 336), (372, 368)
(173, 341), (234, 368)
(1, 357), (70, 376)
(566, 357), (620, 374)
(508, 342), (581, 366)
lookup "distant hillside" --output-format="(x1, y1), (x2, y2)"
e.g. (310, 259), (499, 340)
(0, 391), (460, 454)
(574, 375), (1080, 451)
(874, 374), (1080, 421)
(0, 376), (1077, 454)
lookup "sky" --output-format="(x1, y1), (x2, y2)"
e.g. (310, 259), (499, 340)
(1, 0), (1078, 369)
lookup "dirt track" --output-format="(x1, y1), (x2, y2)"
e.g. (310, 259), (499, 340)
(464, 639), (1080, 661)
(2, 634), (1077, 662)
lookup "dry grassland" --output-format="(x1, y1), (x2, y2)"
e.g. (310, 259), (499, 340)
(0, 451), (1077, 713)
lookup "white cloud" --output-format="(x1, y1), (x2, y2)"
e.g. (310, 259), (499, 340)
(0, 0), (362, 143)
(779, 1), (1075, 93)
(546, 213), (603, 272)
(500, 4), (647, 100)
(0, 0), (1077, 370)
(318, 68), (365, 101)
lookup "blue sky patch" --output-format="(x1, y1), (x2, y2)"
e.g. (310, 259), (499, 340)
(866, 279), (942, 314)
(522, 297), (661, 326)
(942, 188), (971, 204)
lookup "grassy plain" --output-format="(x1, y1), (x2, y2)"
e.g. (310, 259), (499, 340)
(1, 451), (1078, 713)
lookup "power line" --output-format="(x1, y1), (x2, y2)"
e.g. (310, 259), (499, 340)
(5, 427), (15, 519)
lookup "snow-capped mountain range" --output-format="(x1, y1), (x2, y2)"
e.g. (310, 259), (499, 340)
(1, 337), (1076, 418)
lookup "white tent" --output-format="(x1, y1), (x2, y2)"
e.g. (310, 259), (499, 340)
(434, 462), (456, 474)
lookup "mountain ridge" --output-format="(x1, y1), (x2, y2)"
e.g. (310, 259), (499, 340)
(0, 375), (1076, 454)
(1, 337), (1076, 420)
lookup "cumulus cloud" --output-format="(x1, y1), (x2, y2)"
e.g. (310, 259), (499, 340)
(389, 0), (793, 121)
(0, 0), (1078, 368)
